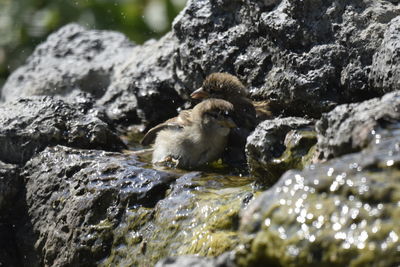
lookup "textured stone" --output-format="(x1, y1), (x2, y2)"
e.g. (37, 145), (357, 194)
(102, 172), (254, 267)
(3, 1), (400, 129)
(1, 24), (134, 103)
(246, 117), (314, 185)
(370, 16), (400, 93)
(0, 96), (126, 164)
(238, 125), (400, 266)
(316, 91), (400, 160)
(20, 146), (177, 266)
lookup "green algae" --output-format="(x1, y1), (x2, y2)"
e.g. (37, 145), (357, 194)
(250, 128), (317, 186)
(101, 172), (255, 267)
(236, 133), (400, 267)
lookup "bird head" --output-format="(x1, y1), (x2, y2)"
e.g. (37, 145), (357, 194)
(192, 98), (236, 135)
(191, 73), (247, 100)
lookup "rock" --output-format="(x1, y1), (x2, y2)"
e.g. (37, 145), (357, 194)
(316, 91), (400, 160)
(370, 16), (400, 93)
(101, 33), (185, 127)
(0, 24), (184, 128)
(246, 117), (315, 185)
(19, 146), (177, 266)
(237, 125), (400, 266)
(0, 161), (20, 216)
(0, 96), (126, 164)
(1, 24), (134, 103)
(0, 161), (21, 267)
(4, 1), (400, 130)
(0, 222), (20, 267)
(175, 0), (400, 118)
(102, 172), (254, 267)
(155, 253), (236, 267)
(155, 255), (217, 267)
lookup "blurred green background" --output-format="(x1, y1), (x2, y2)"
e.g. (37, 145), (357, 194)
(0, 0), (186, 88)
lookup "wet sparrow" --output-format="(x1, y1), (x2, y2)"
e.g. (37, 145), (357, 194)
(141, 99), (236, 169)
(191, 72), (258, 130)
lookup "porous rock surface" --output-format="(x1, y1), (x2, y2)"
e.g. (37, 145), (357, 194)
(3, 1), (400, 127)
(246, 117), (315, 185)
(18, 146), (177, 266)
(1, 0), (400, 266)
(316, 91), (400, 160)
(0, 95), (126, 164)
(237, 124), (400, 266)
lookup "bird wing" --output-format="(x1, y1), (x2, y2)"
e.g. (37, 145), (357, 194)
(140, 109), (193, 145)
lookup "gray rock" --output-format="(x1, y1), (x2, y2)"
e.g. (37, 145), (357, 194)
(20, 145), (177, 267)
(246, 117), (314, 185)
(1, 24), (134, 103)
(1, 24), (184, 128)
(155, 253), (236, 267)
(155, 256), (216, 267)
(370, 16), (400, 93)
(0, 96), (126, 164)
(238, 124), (400, 266)
(4, 1), (400, 130)
(316, 91), (400, 160)
(101, 33), (185, 126)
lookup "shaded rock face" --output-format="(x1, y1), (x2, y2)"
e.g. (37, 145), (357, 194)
(20, 146), (177, 267)
(237, 125), (400, 266)
(0, 161), (20, 216)
(246, 117), (315, 185)
(316, 91), (400, 160)
(0, 162), (20, 267)
(0, 96), (126, 164)
(3, 1), (400, 128)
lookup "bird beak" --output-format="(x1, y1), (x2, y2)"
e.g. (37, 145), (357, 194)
(190, 87), (210, 99)
(218, 118), (237, 128)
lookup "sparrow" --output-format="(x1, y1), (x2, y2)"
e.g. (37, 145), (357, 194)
(191, 72), (258, 130)
(140, 99), (236, 169)
(190, 73), (274, 168)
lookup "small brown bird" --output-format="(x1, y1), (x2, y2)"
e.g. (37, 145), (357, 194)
(141, 99), (236, 169)
(191, 73), (258, 130)
(190, 73), (272, 167)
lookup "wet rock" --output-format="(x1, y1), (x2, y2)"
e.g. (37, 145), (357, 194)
(102, 172), (254, 267)
(155, 255), (216, 267)
(246, 117), (315, 185)
(316, 91), (400, 160)
(237, 126), (400, 266)
(0, 96), (126, 164)
(20, 146), (177, 266)
(155, 253), (236, 267)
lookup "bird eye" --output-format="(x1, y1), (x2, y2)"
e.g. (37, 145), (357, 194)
(219, 110), (230, 118)
(205, 112), (218, 119)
